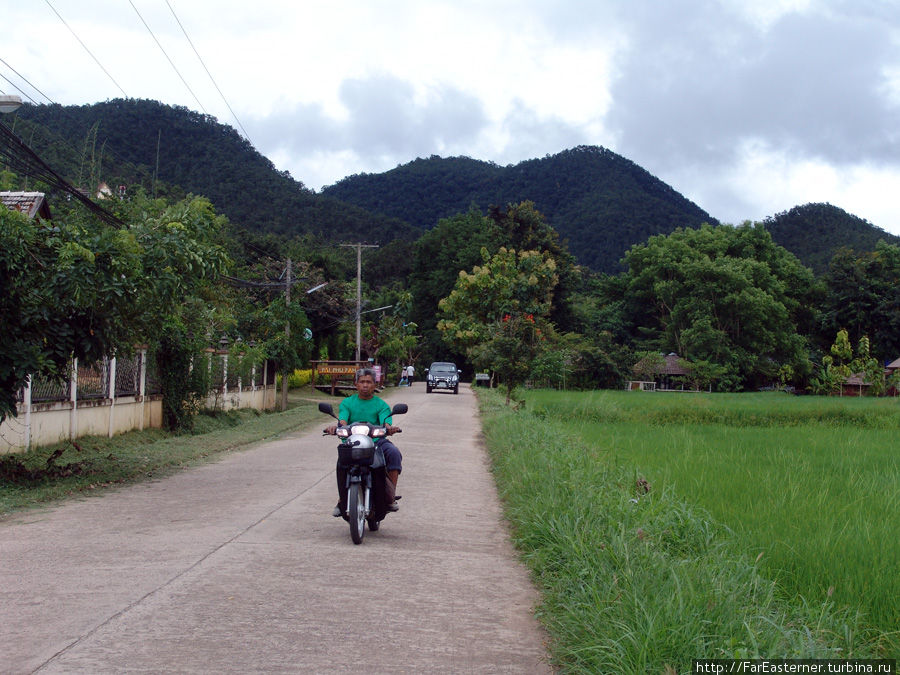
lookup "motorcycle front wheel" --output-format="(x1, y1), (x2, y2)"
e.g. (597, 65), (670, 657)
(348, 482), (366, 544)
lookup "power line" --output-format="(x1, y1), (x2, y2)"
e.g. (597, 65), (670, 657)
(127, 0), (208, 115)
(0, 57), (55, 104)
(0, 120), (124, 228)
(0, 72), (39, 105)
(43, 0), (129, 98)
(163, 0), (253, 144)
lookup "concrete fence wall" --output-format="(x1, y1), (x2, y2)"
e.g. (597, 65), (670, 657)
(0, 350), (276, 454)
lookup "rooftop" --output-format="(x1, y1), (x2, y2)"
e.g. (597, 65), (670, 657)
(0, 191), (51, 220)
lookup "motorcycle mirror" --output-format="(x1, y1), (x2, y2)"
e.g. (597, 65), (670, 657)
(391, 403), (408, 415)
(318, 402), (337, 418)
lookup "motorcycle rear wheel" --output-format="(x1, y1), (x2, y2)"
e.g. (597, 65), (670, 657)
(349, 482), (366, 544)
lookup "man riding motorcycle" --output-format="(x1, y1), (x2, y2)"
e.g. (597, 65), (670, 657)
(324, 367), (403, 516)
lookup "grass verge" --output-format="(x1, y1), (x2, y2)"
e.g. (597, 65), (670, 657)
(475, 389), (894, 672)
(0, 391), (329, 517)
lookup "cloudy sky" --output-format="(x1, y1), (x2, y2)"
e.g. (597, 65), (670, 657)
(3, 0), (900, 235)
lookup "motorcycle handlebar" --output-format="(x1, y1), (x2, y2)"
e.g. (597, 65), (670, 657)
(322, 426), (402, 435)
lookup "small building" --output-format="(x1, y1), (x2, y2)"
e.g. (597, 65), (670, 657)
(887, 357), (900, 375)
(628, 352), (696, 391)
(841, 373), (872, 397)
(0, 191), (51, 220)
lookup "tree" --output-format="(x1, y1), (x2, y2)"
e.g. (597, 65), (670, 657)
(821, 242), (900, 363)
(488, 201), (581, 334)
(809, 329), (884, 397)
(408, 207), (504, 363)
(852, 334), (886, 397)
(437, 246), (558, 403)
(616, 223), (819, 390)
(0, 193), (230, 424)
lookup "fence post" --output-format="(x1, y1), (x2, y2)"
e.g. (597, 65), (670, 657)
(107, 356), (117, 438)
(69, 358), (78, 441)
(139, 348), (147, 431)
(24, 375), (32, 451)
(221, 351), (228, 408)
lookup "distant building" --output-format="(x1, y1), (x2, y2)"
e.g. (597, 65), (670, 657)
(886, 357), (900, 397)
(0, 191), (51, 220)
(628, 352), (695, 391)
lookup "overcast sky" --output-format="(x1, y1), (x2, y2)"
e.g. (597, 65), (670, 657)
(3, 0), (900, 235)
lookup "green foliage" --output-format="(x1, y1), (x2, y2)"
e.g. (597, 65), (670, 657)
(15, 100), (420, 246)
(820, 242), (900, 362)
(1, 206), (136, 421)
(408, 207), (505, 363)
(764, 203), (900, 275)
(154, 323), (211, 431)
(631, 351), (666, 381)
(812, 330), (888, 397)
(324, 146), (716, 273)
(372, 314), (420, 378)
(10, 102), (900, 400)
(0, 191), (232, 424)
(439, 246), (558, 402)
(478, 390), (893, 669)
(287, 368), (313, 388)
(617, 223), (819, 391)
(0, 394), (328, 515)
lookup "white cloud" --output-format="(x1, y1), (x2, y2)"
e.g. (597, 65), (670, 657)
(2, 0), (900, 236)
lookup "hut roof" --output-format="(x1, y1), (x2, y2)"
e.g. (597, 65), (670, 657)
(661, 353), (691, 375)
(633, 352), (692, 376)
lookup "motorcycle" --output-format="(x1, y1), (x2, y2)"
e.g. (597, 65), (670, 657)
(319, 401), (407, 544)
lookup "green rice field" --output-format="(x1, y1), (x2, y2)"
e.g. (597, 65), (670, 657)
(478, 389), (900, 670)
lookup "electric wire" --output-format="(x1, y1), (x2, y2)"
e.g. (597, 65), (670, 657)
(42, 0), (129, 98)
(127, 0), (208, 115)
(0, 57), (56, 104)
(163, 0), (253, 144)
(0, 120), (124, 227)
(0, 73), (39, 105)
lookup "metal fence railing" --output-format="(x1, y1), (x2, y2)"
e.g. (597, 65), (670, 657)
(17, 351), (271, 406)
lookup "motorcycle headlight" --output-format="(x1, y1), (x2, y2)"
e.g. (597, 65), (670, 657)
(349, 424), (371, 436)
(371, 428), (386, 438)
(336, 427), (350, 438)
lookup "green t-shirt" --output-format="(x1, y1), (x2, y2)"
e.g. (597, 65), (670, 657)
(339, 394), (393, 427)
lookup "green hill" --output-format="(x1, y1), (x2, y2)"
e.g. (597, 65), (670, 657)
(322, 146), (717, 272)
(763, 203), (900, 274)
(10, 99), (419, 244)
(7, 101), (898, 276)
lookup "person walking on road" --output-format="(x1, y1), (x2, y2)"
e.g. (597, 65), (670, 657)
(405, 364), (415, 386)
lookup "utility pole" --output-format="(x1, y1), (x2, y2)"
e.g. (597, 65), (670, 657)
(340, 243), (378, 361)
(280, 257), (291, 411)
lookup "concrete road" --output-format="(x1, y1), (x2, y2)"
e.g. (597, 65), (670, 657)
(0, 384), (553, 674)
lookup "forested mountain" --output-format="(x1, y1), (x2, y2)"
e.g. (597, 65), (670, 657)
(322, 147), (717, 272)
(8, 100), (898, 276)
(763, 203), (900, 274)
(11, 99), (419, 244)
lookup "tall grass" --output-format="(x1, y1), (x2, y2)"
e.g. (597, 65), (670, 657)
(478, 390), (898, 671)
